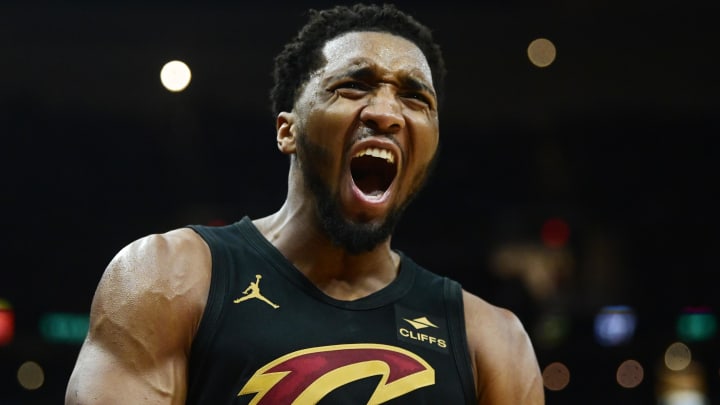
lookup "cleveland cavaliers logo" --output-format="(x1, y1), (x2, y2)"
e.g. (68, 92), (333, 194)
(233, 274), (279, 309)
(238, 343), (435, 404)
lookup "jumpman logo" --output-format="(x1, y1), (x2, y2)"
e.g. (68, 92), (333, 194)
(233, 274), (280, 309)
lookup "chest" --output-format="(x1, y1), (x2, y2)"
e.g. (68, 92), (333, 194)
(190, 268), (465, 404)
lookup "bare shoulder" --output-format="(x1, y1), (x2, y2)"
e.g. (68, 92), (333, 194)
(109, 227), (211, 292)
(93, 227), (211, 348)
(65, 227), (211, 404)
(462, 290), (545, 405)
(462, 290), (527, 346)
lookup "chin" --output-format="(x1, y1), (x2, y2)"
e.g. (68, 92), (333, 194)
(317, 198), (403, 255)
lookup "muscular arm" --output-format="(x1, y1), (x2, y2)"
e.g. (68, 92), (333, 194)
(463, 291), (545, 405)
(65, 229), (210, 404)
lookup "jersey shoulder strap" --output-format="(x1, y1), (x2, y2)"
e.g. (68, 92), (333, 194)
(444, 277), (477, 403)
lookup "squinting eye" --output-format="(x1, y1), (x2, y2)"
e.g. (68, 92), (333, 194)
(335, 81), (367, 91)
(404, 93), (431, 105)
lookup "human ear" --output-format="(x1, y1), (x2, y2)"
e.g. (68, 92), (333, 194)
(276, 112), (297, 154)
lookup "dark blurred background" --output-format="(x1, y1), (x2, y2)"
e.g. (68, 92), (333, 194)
(2, 0), (718, 403)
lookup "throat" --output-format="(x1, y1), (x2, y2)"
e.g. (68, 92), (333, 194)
(313, 272), (396, 301)
(299, 251), (401, 301)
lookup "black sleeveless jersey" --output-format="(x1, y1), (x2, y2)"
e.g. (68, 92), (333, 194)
(185, 217), (476, 404)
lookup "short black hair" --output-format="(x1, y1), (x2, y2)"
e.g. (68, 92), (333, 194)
(270, 3), (447, 118)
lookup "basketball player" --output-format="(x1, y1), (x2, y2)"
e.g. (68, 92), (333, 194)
(66, 3), (544, 404)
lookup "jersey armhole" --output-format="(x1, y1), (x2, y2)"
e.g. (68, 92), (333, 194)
(444, 278), (478, 404)
(185, 224), (231, 396)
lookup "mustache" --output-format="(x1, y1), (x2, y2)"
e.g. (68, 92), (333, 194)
(347, 125), (404, 160)
(355, 124), (398, 140)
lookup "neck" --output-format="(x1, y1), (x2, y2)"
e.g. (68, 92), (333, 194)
(253, 199), (400, 301)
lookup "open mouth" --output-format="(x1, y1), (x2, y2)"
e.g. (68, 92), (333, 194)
(350, 147), (397, 198)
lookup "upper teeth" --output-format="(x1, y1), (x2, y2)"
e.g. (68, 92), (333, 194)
(354, 148), (395, 164)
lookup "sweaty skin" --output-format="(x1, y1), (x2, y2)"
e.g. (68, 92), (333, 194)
(65, 31), (544, 405)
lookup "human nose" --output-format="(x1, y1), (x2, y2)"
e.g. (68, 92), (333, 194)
(359, 86), (405, 133)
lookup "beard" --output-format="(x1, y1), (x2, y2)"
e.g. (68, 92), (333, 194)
(295, 133), (438, 255)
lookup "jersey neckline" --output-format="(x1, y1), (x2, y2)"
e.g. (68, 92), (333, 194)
(234, 216), (416, 310)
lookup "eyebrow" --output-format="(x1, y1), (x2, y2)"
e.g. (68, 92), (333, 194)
(330, 64), (437, 100)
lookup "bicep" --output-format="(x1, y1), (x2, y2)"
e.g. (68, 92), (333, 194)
(66, 337), (186, 404)
(464, 292), (545, 405)
(482, 313), (544, 404)
(66, 231), (207, 404)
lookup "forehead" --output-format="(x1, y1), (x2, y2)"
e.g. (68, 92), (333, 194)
(320, 31), (433, 84)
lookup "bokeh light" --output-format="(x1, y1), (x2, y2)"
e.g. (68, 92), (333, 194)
(0, 298), (14, 346)
(39, 312), (89, 344)
(656, 360), (708, 405)
(160, 60), (192, 92)
(541, 217), (570, 248)
(616, 359), (644, 388)
(660, 391), (709, 405)
(677, 306), (717, 342)
(664, 342), (692, 371)
(527, 38), (557, 68)
(542, 361), (570, 391)
(534, 312), (571, 349)
(594, 305), (637, 346)
(17, 361), (44, 390)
